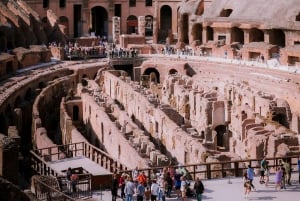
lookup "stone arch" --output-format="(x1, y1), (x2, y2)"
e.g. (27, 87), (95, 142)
(127, 15), (138, 34)
(91, 6), (108, 37)
(24, 88), (33, 101)
(215, 125), (226, 147)
(191, 23), (202, 44)
(169, 69), (178, 75)
(249, 28), (264, 42)
(231, 27), (244, 44)
(272, 113), (289, 129)
(160, 5), (172, 40)
(38, 81), (46, 89)
(206, 26), (214, 41)
(0, 30), (6, 51)
(6, 61), (14, 74)
(58, 16), (69, 35)
(145, 15), (153, 36)
(143, 68), (160, 83)
(0, 113), (6, 134)
(269, 29), (285, 47)
(73, 105), (79, 121)
(14, 96), (22, 108)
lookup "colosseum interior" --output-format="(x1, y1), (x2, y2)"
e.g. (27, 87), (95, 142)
(1, 0), (300, 200)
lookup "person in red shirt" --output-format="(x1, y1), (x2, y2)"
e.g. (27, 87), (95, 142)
(137, 171), (147, 186)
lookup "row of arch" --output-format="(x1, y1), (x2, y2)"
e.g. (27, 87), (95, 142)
(181, 13), (286, 47)
(51, 5), (173, 38)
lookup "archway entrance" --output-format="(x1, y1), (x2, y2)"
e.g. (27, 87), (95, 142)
(143, 68), (160, 83)
(269, 29), (285, 47)
(215, 125), (226, 147)
(91, 6), (108, 37)
(249, 28), (264, 42)
(160, 5), (172, 40)
(145, 15), (153, 36)
(191, 23), (202, 44)
(127, 15), (138, 34)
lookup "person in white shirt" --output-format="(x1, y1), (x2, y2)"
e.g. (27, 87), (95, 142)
(180, 176), (187, 201)
(150, 179), (159, 201)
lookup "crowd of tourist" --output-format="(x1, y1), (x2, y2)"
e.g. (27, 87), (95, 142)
(242, 158), (300, 199)
(111, 165), (204, 201)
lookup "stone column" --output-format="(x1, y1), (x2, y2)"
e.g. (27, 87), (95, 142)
(202, 26), (207, 44)
(112, 16), (121, 44)
(138, 16), (146, 36)
(152, 0), (159, 43)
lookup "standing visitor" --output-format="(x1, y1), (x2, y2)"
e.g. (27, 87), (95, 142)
(275, 167), (283, 191)
(246, 165), (256, 191)
(150, 179), (159, 201)
(136, 180), (146, 201)
(194, 177), (204, 201)
(298, 158), (300, 184)
(119, 173), (127, 199)
(111, 174), (119, 201)
(180, 176), (187, 201)
(259, 157), (267, 184)
(243, 172), (251, 198)
(125, 177), (135, 201)
(264, 161), (270, 187)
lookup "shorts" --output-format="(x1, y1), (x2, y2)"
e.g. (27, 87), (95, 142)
(260, 170), (265, 176)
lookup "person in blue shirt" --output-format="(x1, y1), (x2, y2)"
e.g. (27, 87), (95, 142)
(247, 165), (256, 190)
(298, 159), (300, 184)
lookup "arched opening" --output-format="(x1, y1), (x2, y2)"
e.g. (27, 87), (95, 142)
(0, 30), (6, 51)
(14, 96), (22, 108)
(269, 29), (285, 47)
(38, 81), (46, 89)
(127, 15), (138, 34)
(272, 113), (289, 129)
(206, 26), (214, 41)
(191, 23), (203, 44)
(91, 6), (108, 37)
(5, 104), (13, 127)
(249, 28), (264, 42)
(58, 16), (69, 36)
(73, 105), (79, 121)
(0, 113), (6, 134)
(231, 27), (244, 44)
(219, 9), (233, 17)
(181, 13), (189, 44)
(169, 69), (178, 75)
(145, 15), (153, 36)
(160, 5), (172, 40)
(196, 1), (204, 16)
(24, 88), (33, 101)
(143, 68), (160, 83)
(6, 61), (13, 74)
(215, 125), (226, 147)
(296, 12), (300, 21)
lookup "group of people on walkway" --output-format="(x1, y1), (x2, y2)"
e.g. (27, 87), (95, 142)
(111, 165), (205, 201)
(243, 158), (300, 199)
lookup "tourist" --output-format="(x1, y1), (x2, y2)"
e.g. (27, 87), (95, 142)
(298, 159), (300, 184)
(136, 180), (146, 201)
(111, 174), (119, 201)
(194, 177), (204, 201)
(180, 176), (187, 201)
(264, 161), (270, 186)
(124, 177), (135, 201)
(66, 167), (72, 193)
(165, 172), (173, 198)
(246, 165), (256, 190)
(119, 173), (127, 199)
(259, 157), (267, 184)
(137, 171), (147, 186)
(280, 163), (286, 189)
(150, 179), (159, 201)
(283, 160), (292, 185)
(70, 171), (79, 193)
(174, 169), (182, 199)
(275, 167), (283, 191)
(157, 175), (166, 201)
(243, 172), (251, 198)
(145, 186), (151, 201)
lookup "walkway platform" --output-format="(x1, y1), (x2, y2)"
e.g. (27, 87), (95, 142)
(87, 173), (300, 201)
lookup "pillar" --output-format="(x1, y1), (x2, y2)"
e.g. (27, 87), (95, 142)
(112, 16), (121, 44)
(138, 16), (146, 36)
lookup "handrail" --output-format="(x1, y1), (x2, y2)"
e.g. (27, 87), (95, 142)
(121, 155), (300, 181)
